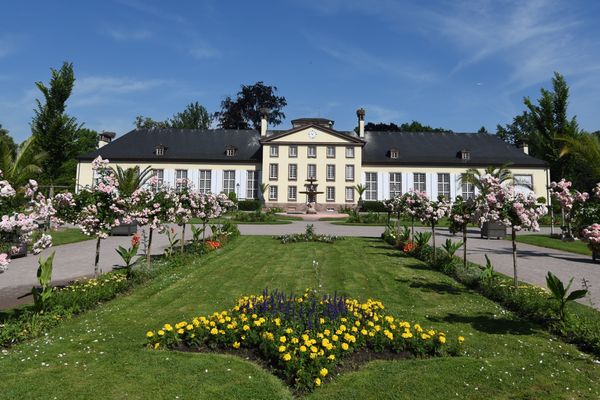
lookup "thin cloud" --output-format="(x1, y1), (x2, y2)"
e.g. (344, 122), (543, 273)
(189, 44), (221, 60)
(364, 104), (403, 122)
(103, 26), (153, 41)
(71, 75), (172, 107)
(0, 34), (26, 58)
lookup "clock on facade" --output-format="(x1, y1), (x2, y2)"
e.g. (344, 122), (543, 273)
(308, 129), (317, 139)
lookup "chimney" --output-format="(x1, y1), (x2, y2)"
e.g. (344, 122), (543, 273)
(98, 131), (116, 148)
(356, 108), (365, 138)
(516, 139), (529, 155)
(260, 108), (269, 137)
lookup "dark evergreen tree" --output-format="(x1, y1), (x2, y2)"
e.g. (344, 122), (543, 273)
(363, 120), (451, 132)
(0, 124), (17, 159)
(134, 102), (211, 130)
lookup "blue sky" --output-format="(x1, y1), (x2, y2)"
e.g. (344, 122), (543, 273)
(1, 0), (600, 142)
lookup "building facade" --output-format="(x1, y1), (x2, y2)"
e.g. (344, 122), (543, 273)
(77, 109), (549, 210)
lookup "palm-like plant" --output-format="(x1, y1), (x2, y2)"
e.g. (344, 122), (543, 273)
(560, 133), (600, 179)
(0, 137), (46, 188)
(354, 184), (367, 207)
(113, 166), (153, 197)
(461, 163), (514, 194)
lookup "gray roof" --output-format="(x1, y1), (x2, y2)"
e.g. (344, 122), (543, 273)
(79, 129), (262, 163)
(362, 131), (547, 167)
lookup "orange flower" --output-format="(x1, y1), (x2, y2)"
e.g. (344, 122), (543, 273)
(131, 233), (141, 247)
(403, 242), (414, 253)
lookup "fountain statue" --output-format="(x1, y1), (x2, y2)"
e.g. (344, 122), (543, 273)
(299, 177), (324, 214)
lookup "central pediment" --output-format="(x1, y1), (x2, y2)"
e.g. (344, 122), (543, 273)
(260, 123), (364, 145)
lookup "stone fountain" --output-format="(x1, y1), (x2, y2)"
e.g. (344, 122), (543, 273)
(299, 177), (323, 214)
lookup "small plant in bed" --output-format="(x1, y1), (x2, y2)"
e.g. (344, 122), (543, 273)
(146, 289), (464, 391)
(275, 224), (343, 244)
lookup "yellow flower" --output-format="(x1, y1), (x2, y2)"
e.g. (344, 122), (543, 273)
(158, 330), (165, 336)
(233, 341), (241, 349)
(438, 335), (446, 344)
(177, 328), (185, 335)
(146, 331), (154, 338)
(328, 354), (335, 361)
(299, 345), (307, 352)
(279, 336), (287, 343)
(315, 377), (321, 387)
(401, 332), (413, 339)
(164, 324), (173, 331)
(458, 336), (465, 344)
(210, 328), (218, 335)
(310, 346), (318, 353)
(154, 342), (160, 349)
(243, 325), (250, 331)
(341, 342), (349, 351)
(285, 328), (293, 334)
(282, 353), (292, 361)
(278, 345), (286, 353)
(320, 368), (328, 377)
(332, 334), (339, 341)
(186, 324), (193, 331)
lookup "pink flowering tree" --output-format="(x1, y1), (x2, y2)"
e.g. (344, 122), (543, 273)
(416, 195), (450, 259)
(402, 190), (430, 238)
(477, 175), (548, 287)
(55, 157), (126, 277)
(173, 179), (195, 254)
(448, 196), (477, 268)
(1, 172), (54, 272)
(548, 179), (589, 240)
(582, 224), (600, 261)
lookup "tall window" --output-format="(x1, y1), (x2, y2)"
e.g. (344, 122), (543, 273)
(269, 163), (278, 180)
(390, 173), (402, 198)
(326, 186), (335, 202)
(288, 164), (297, 180)
(288, 186), (297, 201)
(345, 187), (355, 202)
(270, 145), (279, 157)
(462, 182), (475, 200)
(308, 145), (317, 158)
(152, 169), (164, 191)
(514, 174), (533, 193)
(247, 171), (257, 199)
(326, 146), (336, 158)
(269, 185), (278, 201)
(198, 170), (211, 193)
(413, 173), (426, 192)
(289, 145), (297, 158)
(345, 165), (355, 181)
(345, 146), (355, 158)
(437, 173), (450, 199)
(365, 172), (377, 200)
(326, 164), (335, 181)
(175, 169), (188, 192)
(223, 170), (235, 194)
(307, 164), (317, 179)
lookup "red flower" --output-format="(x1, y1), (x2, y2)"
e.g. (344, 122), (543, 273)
(403, 242), (415, 254)
(131, 233), (141, 247)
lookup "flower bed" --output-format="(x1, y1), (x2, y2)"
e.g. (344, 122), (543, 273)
(275, 224), (343, 244)
(146, 289), (463, 391)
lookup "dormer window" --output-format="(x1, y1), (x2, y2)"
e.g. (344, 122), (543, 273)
(225, 146), (237, 157)
(459, 149), (471, 161)
(389, 149), (399, 159)
(155, 145), (166, 156)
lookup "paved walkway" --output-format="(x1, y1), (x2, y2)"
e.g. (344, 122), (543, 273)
(1, 221), (599, 310)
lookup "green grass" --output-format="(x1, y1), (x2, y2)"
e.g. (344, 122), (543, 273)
(2, 237), (599, 399)
(49, 228), (93, 246)
(188, 218), (293, 225)
(514, 234), (592, 256)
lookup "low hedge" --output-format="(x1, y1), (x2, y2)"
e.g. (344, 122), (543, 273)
(360, 201), (387, 213)
(238, 199), (262, 211)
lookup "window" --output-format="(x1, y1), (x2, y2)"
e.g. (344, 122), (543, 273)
(155, 145), (165, 156)
(270, 145), (279, 157)
(269, 185), (278, 201)
(288, 186), (297, 201)
(175, 169), (188, 192)
(345, 165), (355, 181)
(438, 173), (450, 199)
(223, 170), (235, 194)
(326, 186), (335, 202)
(269, 163), (278, 180)
(288, 164), (297, 180)
(345, 146), (355, 158)
(345, 187), (355, 202)
(247, 171), (257, 199)
(152, 169), (164, 191)
(514, 174), (533, 193)
(460, 150), (471, 161)
(326, 146), (336, 158)
(307, 164), (317, 179)
(326, 164), (335, 181)
(390, 173), (402, 197)
(413, 173), (426, 192)
(365, 172), (377, 200)
(390, 149), (399, 159)
(225, 147), (236, 157)
(308, 145), (316, 158)
(198, 170), (211, 193)
(462, 182), (475, 200)
(289, 145), (297, 158)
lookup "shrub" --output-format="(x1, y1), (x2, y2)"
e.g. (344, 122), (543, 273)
(360, 201), (387, 213)
(237, 199), (261, 211)
(276, 225), (343, 244)
(233, 211), (276, 223)
(146, 289), (464, 391)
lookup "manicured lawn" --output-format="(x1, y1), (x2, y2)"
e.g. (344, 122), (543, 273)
(49, 227), (93, 246)
(514, 234), (592, 256)
(1, 237), (599, 399)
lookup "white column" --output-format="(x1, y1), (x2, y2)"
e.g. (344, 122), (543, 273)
(428, 173), (437, 199)
(381, 172), (390, 200)
(406, 172), (413, 192)
(212, 170), (221, 194)
(237, 170), (246, 200)
(378, 172), (385, 200)
(450, 173), (458, 201)
(361, 172), (366, 185)
(189, 169), (198, 190)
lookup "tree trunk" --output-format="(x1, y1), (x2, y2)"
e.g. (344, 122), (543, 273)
(431, 222), (436, 260)
(463, 226), (467, 269)
(512, 227), (518, 288)
(146, 227), (153, 266)
(203, 221), (207, 242)
(411, 216), (415, 239)
(180, 223), (186, 254)
(94, 236), (101, 277)
(550, 205), (554, 237)
(561, 207), (566, 240)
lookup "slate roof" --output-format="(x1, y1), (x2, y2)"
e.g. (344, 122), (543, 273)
(362, 131), (547, 167)
(79, 129), (263, 163)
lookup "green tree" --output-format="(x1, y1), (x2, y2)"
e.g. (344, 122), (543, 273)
(134, 116), (171, 129)
(461, 163), (514, 195)
(363, 121), (452, 132)
(113, 165), (153, 197)
(0, 124), (17, 159)
(134, 102), (211, 130)
(214, 81), (287, 130)
(496, 111), (535, 145)
(31, 62), (82, 187)
(477, 126), (488, 134)
(0, 136), (46, 187)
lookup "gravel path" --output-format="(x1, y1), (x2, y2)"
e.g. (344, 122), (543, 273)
(1, 221), (598, 310)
